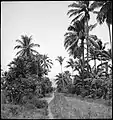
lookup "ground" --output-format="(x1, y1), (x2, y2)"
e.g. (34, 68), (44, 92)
(1, 93), (112, 119)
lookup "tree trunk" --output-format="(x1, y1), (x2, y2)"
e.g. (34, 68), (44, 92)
(85, 19), (89, 77)
(106, 62), (108, 77)
(101, 56), (102, 70)
(107, 23), (112, 56)
(81, 38), (85, 82)
(72, 69), (73, 84)
(94, 57), (96, 74)
(61, 64), (64, 90)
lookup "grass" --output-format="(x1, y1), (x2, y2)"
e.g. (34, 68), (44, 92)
(1, 102), (49, 119)
(66, 96), (112, 119)
(49, 93), (112, 119)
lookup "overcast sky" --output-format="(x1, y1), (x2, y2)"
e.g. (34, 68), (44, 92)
(1, 1), (112, 84)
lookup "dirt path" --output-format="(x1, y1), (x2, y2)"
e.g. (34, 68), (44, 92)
(41, 92), (55, 119)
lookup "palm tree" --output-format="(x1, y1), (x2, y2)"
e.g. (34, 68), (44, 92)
(96, 39), (109, 69)
(55, 73), (64, 92)
(41, 54), (53, 76)
(64, 20), (85, 80)
(65, 58), (75, 84)
(14, 35), (40, 58)
(64, 20), (99, 79)
(55, 56), (65, 88)
(92, 1), (112, 54)
(55, 72), (71, 92)
(88, 36), (107, 73)
(67, 1), (98, 76)
(98, 49), (112, 77)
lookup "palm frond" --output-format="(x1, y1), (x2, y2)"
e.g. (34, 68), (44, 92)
(68, 2), (83, 8)
(88, 37), (99, 49)
(71, 13), (83, 24)
(14, 45), (23, 50)
(88, 23), (97, 31)
(16, 39), (24, 46)
(15, 50), (23, 56)
(89, 1), (104, 11)
(29, 43), (40, 48)
(30, 49), (39, 54)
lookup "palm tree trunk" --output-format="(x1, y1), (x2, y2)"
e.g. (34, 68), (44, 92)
(85, 19), (89, 77)
(94, 58), (96, 74)
(107, 23), (112, 56)
(106, 62), (108, 77)
(101, 55), (102, 70)
(72, 69), (73, 84)
(61, 64), (64, 90)
(81, 38), (84, 82)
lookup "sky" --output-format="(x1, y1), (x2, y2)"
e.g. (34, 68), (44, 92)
(1, 1), (112, 86)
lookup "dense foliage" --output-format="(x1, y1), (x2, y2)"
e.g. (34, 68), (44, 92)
(1, 35), (53, 105)
(54, 1), (113, 104)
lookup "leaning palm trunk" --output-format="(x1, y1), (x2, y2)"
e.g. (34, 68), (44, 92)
(107, 23), (112, 57)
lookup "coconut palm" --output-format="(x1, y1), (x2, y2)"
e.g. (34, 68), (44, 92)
(64, 20), (85, 59)
(65, 58), (75, 84)
(88, 36), (107, 73)
(55, 72), (71, 92)
(64, 20), (85, 80)
(98, 49), (112, 77)
(55, 56), (65, 88)
(41, 54), (53, 75)
(67, 1), (98, 75)
(14, 35), (40, 58)
(92, 1), (112, 54)
(64, 20), (99, 79)
(96, 39), (109, 69)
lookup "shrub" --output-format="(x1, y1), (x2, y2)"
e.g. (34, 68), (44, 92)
(35, 100), (48, 109)
(23, 95), (48, 109)
(1, 104), (21, 119)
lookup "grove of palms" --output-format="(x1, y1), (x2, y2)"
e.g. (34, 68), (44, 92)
(1, 1), (112, 119)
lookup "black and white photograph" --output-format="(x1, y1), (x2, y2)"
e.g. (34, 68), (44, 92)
(1, 1), (112, 119)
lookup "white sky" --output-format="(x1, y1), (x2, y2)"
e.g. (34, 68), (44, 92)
(1, 1), (112, 85)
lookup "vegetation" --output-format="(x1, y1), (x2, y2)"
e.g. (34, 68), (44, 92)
(55, 1), (112, 107)
(1, 35), (53, 119)
(1, 1), (112, 119)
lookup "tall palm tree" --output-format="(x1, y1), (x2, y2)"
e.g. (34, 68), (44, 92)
(64, 20), (99, 79)
(14, 35), (40, 58)
(55, 56), (65, 88)
(41, 54), (53, 75)
(64, 20), (85, 80)
(92, 1), (112, 55)
(67, 1), (99, 76)
(88, 36), (107, 73)
(65, 58), (75, 84)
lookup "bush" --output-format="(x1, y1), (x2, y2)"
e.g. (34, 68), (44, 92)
(35, 100), (48, 109)
(22, 95), (48, 109)
(1, 104), (21, 119)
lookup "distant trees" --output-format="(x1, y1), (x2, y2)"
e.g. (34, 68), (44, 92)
(55, 56), (65, 89)
(65, 58), (75, 84)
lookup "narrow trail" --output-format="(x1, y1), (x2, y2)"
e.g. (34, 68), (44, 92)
(41, 92), (55, 119)
(47, 93), (54, 119)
